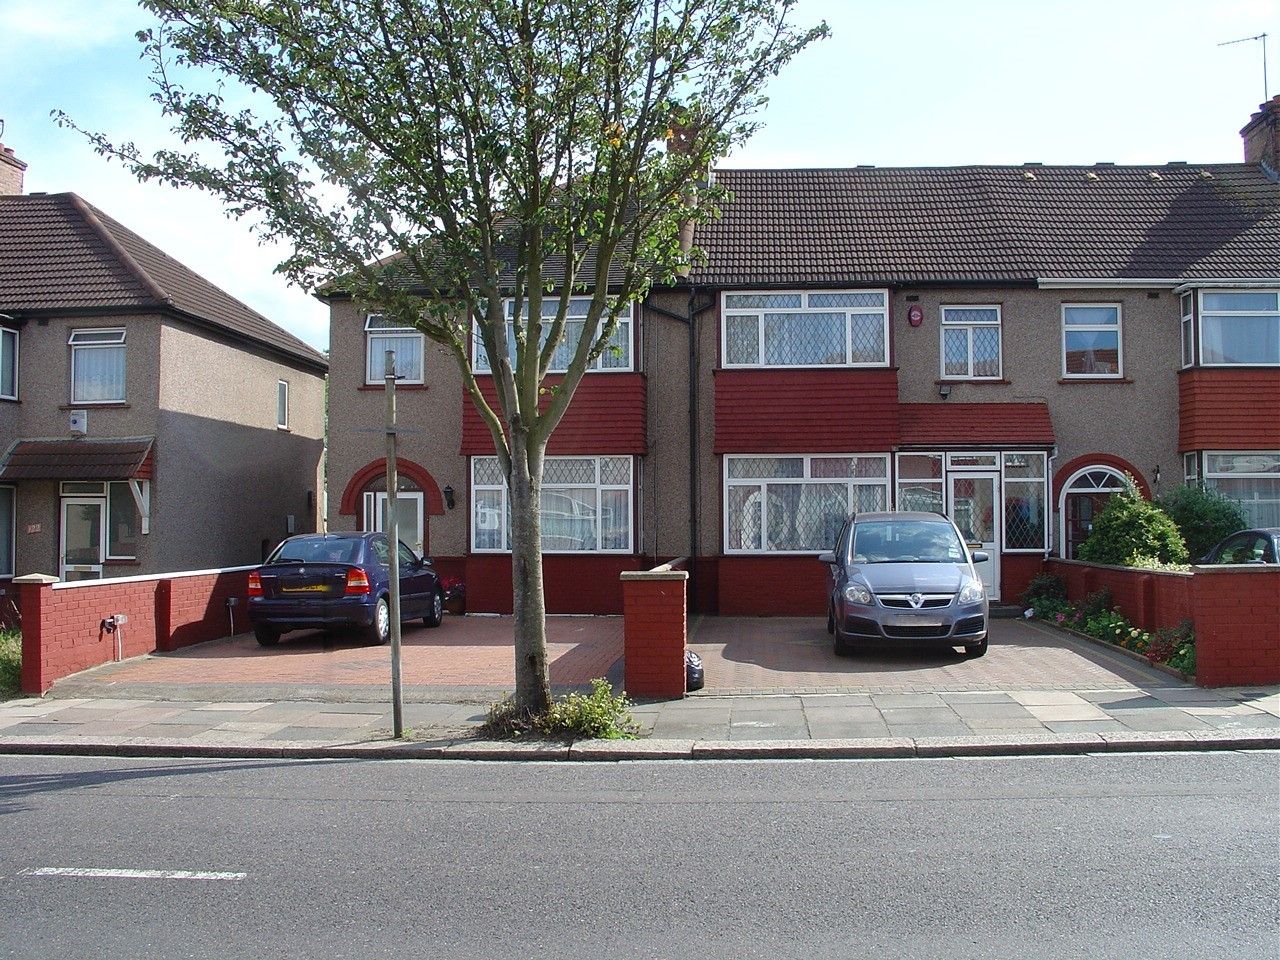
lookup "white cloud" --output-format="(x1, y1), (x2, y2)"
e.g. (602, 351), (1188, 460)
(0, 0), (139, 55)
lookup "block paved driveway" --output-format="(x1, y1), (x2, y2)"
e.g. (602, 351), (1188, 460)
(55, 611), (1180, 701)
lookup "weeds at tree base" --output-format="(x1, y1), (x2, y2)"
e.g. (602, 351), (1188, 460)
(480, 678), (640, 741)
(0, 629), (21, 699)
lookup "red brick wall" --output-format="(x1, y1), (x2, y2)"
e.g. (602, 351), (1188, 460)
(1178, 368), (1280, 451)
(18, 568), (253, 693)
(1000, 554), (1045, 605)
(1191, 568), (1280, 687)
(717, 555), (830, 616)
(463, 554), (651, 614)
(1045, 559), (1193, 632)
(622, 573), (687, 698)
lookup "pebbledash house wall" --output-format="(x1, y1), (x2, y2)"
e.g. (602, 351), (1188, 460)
(326, 280), (1198, 615)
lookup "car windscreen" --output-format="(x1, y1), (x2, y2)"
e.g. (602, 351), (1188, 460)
(266, 538), (362, 565)
(851, 521), (965, 563)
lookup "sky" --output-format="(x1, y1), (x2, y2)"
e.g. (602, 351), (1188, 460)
(0, 0), (1276, 352)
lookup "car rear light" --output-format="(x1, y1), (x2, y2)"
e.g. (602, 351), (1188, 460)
(247, 571), (263, 597)
(345, 568), (371, 595)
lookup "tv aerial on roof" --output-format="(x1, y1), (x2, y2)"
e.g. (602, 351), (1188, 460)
(1218, 33), (1270, 101)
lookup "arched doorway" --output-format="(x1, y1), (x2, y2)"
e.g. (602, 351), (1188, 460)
(1058, 466), (1129, 559)
(338, 458), (446, 558)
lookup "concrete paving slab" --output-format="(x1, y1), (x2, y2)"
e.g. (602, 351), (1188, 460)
(728, 723), (810, 741)
(961, 717), (1049, 731)
(1083, 694), (1168, 711)
(1043, 720), (1129, 734)
(947, 702), (1039, 720)
(190, 702), (271, 712)
(804, 720), (894, 739)
(1182, 704), (1266, 717)
(801, 705), (885, 724)
(1023, 703), (1110, 722)
(304, 712), (384, 728)
(1009, 691), (1091, 707)
(886, 724), (975, 739)
(871, 693), (949, 708)
(880, 707), (962, 725)
(1114, 710), (1213, 732)
(797, 694), (875, 708)
(1190, 713), (1280, 730)
(938, 691), (1018, 704)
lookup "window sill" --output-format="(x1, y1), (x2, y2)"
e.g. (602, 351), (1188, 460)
(104, 558), (140, 567)
(1179, 364), (1280, 372)
(358, 384), (429, 392)
(1057, 378), (1131, 385)
(60, 403), (131, 410)
(935, 378), (1011, 386)
(277, 425), (290, 432)
(0, 397), (18, 404)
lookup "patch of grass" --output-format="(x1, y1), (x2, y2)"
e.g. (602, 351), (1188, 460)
(0, 629), (21, 700)
(480, 678), (640, 741)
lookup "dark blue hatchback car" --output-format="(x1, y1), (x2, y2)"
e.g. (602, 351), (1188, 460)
(247, 533), (444, 646)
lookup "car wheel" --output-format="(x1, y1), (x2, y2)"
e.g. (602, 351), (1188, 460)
(423, 588), (444, 628)
(827, 604), (835, 636)
(833, 628), (853, 657)
(253, 625), (280, 647)
(368, 597), (391, 645)
(964, 637), (989, 658)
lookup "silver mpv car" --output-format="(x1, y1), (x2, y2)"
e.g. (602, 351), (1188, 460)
(819, 511), (990, 658)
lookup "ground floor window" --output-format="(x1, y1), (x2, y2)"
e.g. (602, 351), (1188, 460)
(725, 454), (889, 553)
(362, 486), (425, 558)
(471, 455), (633, 553)
(1002, 452), (1047, 551)
(0, 486), (13, 577)
(58, 480), (148, 580)
(1202, 451), (1280, 528)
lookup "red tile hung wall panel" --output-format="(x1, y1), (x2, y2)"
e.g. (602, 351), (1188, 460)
(717, 556), (830, 616)
(459, 374), (647, 455)
(1178, 369), (1280, 451)
(713, 369), (900, 453)
(464, 554), (651, 614)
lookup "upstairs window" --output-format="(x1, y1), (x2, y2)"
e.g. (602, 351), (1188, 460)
(1180, 293), (1194, 368)
(1062, 305), (1122, 378)
(940, 306), (1002, 379)
(276, 380), (289, 429)
(722, 291), (889, 368)
(365, 314), (425, 384)
(473, 297), (632, 374)
(69, 328), (126, 403)
(0, 328), (17, 401)
(1199, 291), (1280, 366)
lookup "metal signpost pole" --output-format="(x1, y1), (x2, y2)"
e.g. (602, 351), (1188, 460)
(384, 350), (404, 738)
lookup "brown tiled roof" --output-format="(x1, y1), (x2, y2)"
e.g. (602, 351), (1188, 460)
(0, 193), (327, 369)
(691, 164), (1280, 286)
(899, 403), (1055, 446)
(0, 437), (155, 480)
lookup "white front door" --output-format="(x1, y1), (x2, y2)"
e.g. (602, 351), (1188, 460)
(61, 496), (106, 581)
(364, 491), (425, 557)
(947, 472), (1000, 600)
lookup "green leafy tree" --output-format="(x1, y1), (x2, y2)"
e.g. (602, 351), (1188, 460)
(1077, 479), (1189, 567)
(60, 0), (826, 716)
(1158, 484), (1248, 560)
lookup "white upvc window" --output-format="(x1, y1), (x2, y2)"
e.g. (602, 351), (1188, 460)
(895, 452), (944, 514)
(1061, 304), (1122, 378)
(1184, 451), (1200, 486)
(1180, 293), (1195, 369)
(69, 328), (126, 403)
(0, 327), (17, 401)
(721, 290), (890, 368)
(473, 297), (633, 374)
(724, 454), (890, 554)
(1001, 451), (1047, 552)
(276, 380), (289, 429)
(940, 305), (1002, 379)
(1198, 290), (1280, 366)
(58, 479), (145, 559)
(471, 455), (633, 553)
(1203, 451), (1280, 528)
(365, 314), (425, 384)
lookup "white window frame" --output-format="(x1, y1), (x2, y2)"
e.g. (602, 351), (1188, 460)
(68, 328), (126, 404)
(723, 454), (891, 555)
(1196, 289), (1280, 368)
(939, 305), (1003, 380)
(0, 327), (18, 401)
(1202, 450), (1280, 528)
(1180, 292), (1195, 369)
(1183, 451), (1200, 486)
(0, 485), (14, 577)
(58, 479), (146, 560)
(473, 297), (635, 375)
(720, 290), (891, 369)
(1057, 465), (1129, 558)
(1061, 303), (1123, 379)
(1000, 451), (1048, 553)
(470, 455), (634, 554)
(365, 314), (425, 385)
(894, 451), (944, 514)
(276, 380), (289, 430)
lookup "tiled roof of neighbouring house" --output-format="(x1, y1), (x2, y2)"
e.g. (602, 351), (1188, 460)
(0, 437), (155, 481)
(690, 164), (1280, 286)
(0, 192), (327, 369)
(898, 402), (1055, 446)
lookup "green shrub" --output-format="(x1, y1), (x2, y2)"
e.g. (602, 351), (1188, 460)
(1077, 482), (1189, 567)
(1126, 555), (1192, 573)
(1020, 573), (1067, 609)
(0, 629), (20, 699)
(480, 678), (640, 741)
(1076, 588), (1114, 623)
(1158, 485), (1248, 560)
(1151, 620), (1196, 675)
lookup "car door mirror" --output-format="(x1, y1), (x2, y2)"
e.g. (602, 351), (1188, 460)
(971, 550), (990, 563)
(818, 551), (837, 565)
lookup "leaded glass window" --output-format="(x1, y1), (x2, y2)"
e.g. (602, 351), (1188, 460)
(940, 306), (1002, 379)
(474, 297), (632, 373)
(722, 290), (889, 368)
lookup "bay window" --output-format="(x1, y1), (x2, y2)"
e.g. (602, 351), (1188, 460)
(725, 454), (889, 553)
(471, 455), (633, 552)
(1203, 451), (1280, 527)
(1002, 452), (1047, 551)
(365, 314), (425, 384)
(1061, 304), (1122, 378)
(69, 328), (126, 403)
(941, 306), (1002, 379)
(474, 297), (632, 373)
(722, 291), (889, 368)
(1199, 291), (1280, 366)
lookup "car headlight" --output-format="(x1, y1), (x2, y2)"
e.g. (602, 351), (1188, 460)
(958, 581), (985, 604)
(843, 582), (873, 605)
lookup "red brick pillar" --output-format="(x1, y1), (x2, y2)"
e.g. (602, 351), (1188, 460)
(14, 574), (59, 695)
(621, 569), (688, 698)
(1191, 567), (1280, 687)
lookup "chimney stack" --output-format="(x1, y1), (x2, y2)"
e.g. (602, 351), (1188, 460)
(0, 127), (27, 196)
(1241, 95), (1280, 173)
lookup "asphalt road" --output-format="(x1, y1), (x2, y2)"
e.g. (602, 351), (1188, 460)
(0, 752), (1276, 959)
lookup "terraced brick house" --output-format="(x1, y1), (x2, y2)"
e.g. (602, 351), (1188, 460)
(0, 143), (328, 582)
(323, 98), (1279, 616)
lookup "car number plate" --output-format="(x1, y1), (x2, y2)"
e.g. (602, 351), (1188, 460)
(888, 615), (943, 628)
(281, 584), (328, 593)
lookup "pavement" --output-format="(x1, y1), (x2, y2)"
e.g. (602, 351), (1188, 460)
(1, 614), (1277, 760)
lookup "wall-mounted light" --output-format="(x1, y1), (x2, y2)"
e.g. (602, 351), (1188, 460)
(938, 383), (952, 400)
(443, 485), (455, 510)
(1152, 465), (1161, 488)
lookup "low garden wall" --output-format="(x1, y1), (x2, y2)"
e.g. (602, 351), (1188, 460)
(1045, 559), (1279, 687)
(14, 566), (254, 694)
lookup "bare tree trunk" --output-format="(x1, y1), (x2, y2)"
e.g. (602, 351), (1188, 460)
(508, 429), (551, 716)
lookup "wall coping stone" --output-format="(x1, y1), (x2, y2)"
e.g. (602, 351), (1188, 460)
(49, 565), (257, 591)
(620, 570), (689, 582)
(13, 574), (59, 585)
(1048, 558), (1193, 579)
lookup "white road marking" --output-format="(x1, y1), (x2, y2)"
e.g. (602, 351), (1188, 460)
(20, 867), (246, 881)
